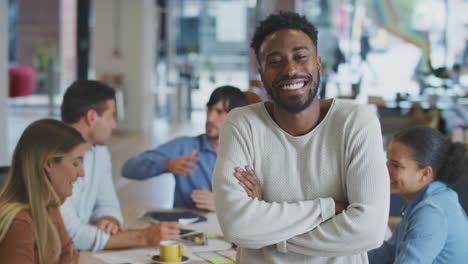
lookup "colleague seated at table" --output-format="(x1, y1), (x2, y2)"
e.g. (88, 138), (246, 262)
(214, 11), (390, 263)
(122, 86), (248, 211)
(0, 119), (88, 264)
(60, 80), (181, 251)
(368, 126), (468, 263)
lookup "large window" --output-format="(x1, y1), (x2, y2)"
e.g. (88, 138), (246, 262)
(156, 0), (250, 114)
(303, 0), (468, 102)
(8, 0), (17, 63)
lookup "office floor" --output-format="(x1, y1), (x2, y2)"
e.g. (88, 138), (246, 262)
(7, 105), (206, 208)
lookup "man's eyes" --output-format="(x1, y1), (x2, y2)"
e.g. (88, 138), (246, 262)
(208, 108), (226, 115)
(267, 55), (307, 65)
(268, 59), (281, 65)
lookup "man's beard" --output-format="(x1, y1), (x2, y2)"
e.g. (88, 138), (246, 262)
(207, 135), (219, 141)
(265, 73), (320, 113)
(206, 122), (219, 141)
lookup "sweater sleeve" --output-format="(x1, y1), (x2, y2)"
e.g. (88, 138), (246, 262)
(277, 108), (390, 256)
(213, 119), (336, 249)
(60, 199), (110, 251)
(121, 138), (185, 180)
(91, 148), (123, 224)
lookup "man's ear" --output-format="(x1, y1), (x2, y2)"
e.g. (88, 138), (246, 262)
(259, 70), (264, 83)
(84, 109), (98, 127)
(317, 56), (322, 75)
(258, 64), (266, 85)
(257, 62), (263, 75)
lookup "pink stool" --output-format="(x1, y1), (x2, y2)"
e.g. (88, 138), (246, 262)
(8, 66), (37, 97)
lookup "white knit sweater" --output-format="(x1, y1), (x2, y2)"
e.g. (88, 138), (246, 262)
(213, 99), (390, 264)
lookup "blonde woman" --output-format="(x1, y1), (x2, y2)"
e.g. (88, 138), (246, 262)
(0, 119), (89, 264)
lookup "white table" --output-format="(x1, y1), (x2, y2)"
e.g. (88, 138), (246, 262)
(79, 208), (232, 264)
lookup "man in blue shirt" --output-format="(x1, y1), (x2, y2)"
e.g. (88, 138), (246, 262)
(121, 86), (248, 211)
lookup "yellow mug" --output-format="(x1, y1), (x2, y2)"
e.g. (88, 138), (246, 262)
(160, 240), (187, 262)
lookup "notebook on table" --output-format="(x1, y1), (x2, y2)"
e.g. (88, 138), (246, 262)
(142, 211), (207, 225)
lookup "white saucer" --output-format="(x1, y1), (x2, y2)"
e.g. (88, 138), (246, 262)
(151, 255), (190, 264)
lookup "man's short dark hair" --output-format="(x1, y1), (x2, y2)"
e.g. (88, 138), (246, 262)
(250, 11), (318, 61)
(61, 80), (116, 124)
(206, 85), (248, 112)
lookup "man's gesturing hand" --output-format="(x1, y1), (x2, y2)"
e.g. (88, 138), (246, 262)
(191, 187), (215, 211)
(166, 149), (200, 176)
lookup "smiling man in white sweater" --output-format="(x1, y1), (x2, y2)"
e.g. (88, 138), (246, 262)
(212, 12), (390, 264)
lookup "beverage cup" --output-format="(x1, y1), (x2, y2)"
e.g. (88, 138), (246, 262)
(160, 240), (187, 262)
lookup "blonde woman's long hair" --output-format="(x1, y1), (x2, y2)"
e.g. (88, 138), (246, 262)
(0, 119), (85, 264)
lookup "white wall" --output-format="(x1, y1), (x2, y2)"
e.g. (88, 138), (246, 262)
(93, 0), (156, 133)
(0, 0), (9, 166)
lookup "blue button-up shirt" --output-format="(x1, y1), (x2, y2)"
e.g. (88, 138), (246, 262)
(121, 134), (217, 209)
(368, 181), (468, 264)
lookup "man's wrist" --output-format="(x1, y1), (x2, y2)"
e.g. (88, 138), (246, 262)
(139, 228), (150, 247)
(165, 158), (173, 172)
(104, 228), (148, 249)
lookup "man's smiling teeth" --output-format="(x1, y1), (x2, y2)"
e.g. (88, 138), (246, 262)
(281, 81), (305, 90)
